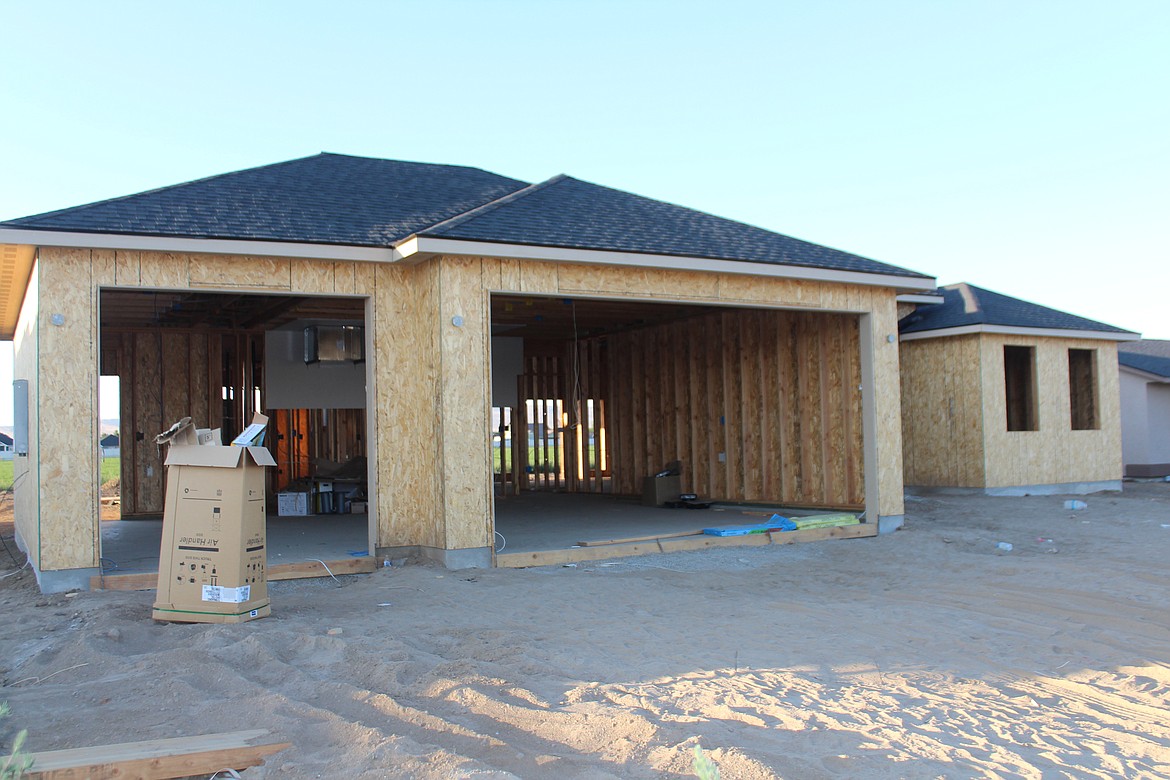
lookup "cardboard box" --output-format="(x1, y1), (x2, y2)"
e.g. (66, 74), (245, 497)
(642, 475), (683, 507)
(153, 414), (275, 624)
(350, 500), (367, 514)
(277, 491), (310, 517)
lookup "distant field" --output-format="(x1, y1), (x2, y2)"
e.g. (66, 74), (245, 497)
(0, 457), (120, 492)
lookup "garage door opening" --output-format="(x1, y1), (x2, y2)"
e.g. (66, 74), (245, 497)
(489, 294), (873, 565)
(95, 289), (374, 586)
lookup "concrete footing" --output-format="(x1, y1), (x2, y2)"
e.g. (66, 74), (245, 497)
(908, 480), (1122, 498)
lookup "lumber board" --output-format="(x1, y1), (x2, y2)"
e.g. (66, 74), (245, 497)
(266, 556), (378, 580)
(24, 728), (290, 780)
(90, 557), (377, 590)
(496, 522), (874, 567)
(769, 523), (876, 545)
(576, 530), (703, 546)
(89, 572), (158, 591)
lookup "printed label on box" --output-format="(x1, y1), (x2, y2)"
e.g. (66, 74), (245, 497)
(202, 584), (251, 603)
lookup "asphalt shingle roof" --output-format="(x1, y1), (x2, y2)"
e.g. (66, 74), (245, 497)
(1, 154), (930, 279)
(1119, 339), (1170, 378)
(1, 153), (529, 247)
(421, 175), (930, 278)
(899, 283), (1134, 336)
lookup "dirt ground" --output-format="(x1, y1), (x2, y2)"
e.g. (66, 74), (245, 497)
(2, 484), (1170, 779)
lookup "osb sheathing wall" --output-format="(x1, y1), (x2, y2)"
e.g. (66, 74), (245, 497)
(440, 255), (908, 547)
(899, 334), (987, 487)
(12, 259), (41, 569)
(979, 334), (1122, 488)
(16, 249), (102, 572)
(25, 247), (382, 572)
(900, 332), (1124, 489)
(605, 309), (865, 507)
(372, 261), (446, 550)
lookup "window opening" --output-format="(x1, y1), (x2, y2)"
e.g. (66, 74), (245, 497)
(1068, 348), (1098, 430)
(1004, 345), (1038, 431)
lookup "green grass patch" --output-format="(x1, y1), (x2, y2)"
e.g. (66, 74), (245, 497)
(0, 457), (119, 492)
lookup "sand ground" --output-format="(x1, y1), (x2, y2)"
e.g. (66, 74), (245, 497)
(2, 484), (1169, 779)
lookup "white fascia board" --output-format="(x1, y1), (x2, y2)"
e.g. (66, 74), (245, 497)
(896, 292), (944, 304)
(0, 228), (395, 263)
(398, 236), (938, 292)
(900, 324), (1141, 342)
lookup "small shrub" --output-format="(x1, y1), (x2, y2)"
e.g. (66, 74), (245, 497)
(693, 745), (720, 780)
(0, 701), (32, 779)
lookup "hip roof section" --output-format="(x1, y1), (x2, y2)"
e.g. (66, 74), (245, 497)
(1119, 339), (1170, 378)
(899, 283), (1135, 339)
(1, 153), (930, 280)
(420, 174), (932, 279)
(3, 153), (529, 247)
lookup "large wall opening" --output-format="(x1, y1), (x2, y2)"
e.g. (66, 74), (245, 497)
(489, 294), (868, 560)
(96, 289), (371, 580)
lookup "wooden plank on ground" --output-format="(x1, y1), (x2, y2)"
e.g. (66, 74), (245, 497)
(267, 556), (377, 580)
(89, 572), (158, 591)
(769, 523), (876, 545)
(497, 521), (876, 568)
(576, 530), (703, 547)
(90, 557), (377, 590)
(24, 728), (290, 780)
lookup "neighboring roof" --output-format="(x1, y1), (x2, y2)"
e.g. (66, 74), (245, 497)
(0, 432), (12, 446)
(100, 433), (120, 447)
(1119, 339), (1170, 379)
(1, 153), (529, 247)
(899, 283), (1135, 339)
(420, 175), (931, 279)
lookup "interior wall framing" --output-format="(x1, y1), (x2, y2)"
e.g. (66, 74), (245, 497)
(100, 329), (265, 515)
(603, 307), (864, 507)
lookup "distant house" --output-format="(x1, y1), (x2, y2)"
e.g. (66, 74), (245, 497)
(99, 433), (120, 458)
(899, 283), (1138, 495)
(1117, 340), (1170, 478)
(0, 432), (13, 461)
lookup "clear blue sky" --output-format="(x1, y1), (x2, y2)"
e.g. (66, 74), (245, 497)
(1, 1), (1167, 423)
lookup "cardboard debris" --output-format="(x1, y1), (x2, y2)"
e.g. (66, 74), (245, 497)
(153, 412), (275, 624)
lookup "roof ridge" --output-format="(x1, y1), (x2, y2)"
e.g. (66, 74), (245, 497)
(317, 152), (524, 180)
(415, 174), (568, 237)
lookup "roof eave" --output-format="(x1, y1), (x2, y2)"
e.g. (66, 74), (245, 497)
(396, 236), (938, 293)
(0, 228), (396, 263)
(0, 243), (36, 340)
(900, 323), (1140, 343)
